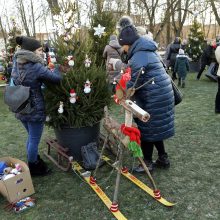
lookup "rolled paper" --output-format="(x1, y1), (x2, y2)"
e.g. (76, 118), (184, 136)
(123, 100), (150, 122)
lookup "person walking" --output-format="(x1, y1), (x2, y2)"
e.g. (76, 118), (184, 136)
(117, 16), (175, 172)
(11, 36), (62, 176)
(167, 37), (182, 80)
(174, 49), (190, 88)
(196, 40), (216, 80)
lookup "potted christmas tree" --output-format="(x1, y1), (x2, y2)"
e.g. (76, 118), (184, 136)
(186, 20), (205, 72)
(44, 7), (111, 161)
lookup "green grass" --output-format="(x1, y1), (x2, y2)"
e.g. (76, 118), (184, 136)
(0, 73), (220, 220)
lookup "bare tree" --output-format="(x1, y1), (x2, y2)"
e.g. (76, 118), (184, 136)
(170, 0), (193, 37)
(209, 0), (220, 26)
(0, 16), (7, 51)
(30, 0), (36, 37)
(16, 0), (31, 36)
(46, 0), (60, 15)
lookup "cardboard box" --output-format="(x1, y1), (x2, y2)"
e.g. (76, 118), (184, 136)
(0, 157), (35, 203)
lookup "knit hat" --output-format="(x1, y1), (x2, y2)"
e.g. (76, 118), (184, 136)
(136, 26), (147, 36)
(15, 36), (42, 52)
(118, 16), (139, 46)
(179, 49), (184, 55)
(119, 25), (139, 46)
(109, 35), (117, 41)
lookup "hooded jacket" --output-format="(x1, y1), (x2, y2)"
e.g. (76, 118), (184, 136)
(103, 39), (123, 82)
(174, 54), (190, 78)
(127, 37), (175, 141)
(11, 49), (62, 122)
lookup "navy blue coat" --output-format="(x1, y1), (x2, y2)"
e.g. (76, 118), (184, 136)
(12, 62), (62, 122)
(127, 37), (175, 141)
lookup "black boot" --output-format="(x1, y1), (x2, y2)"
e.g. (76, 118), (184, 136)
(172, 72), (177, 80)
(154, 153), (170, 168)
(28, 155), (51, 176)
(132, 160), (154, 173)
(178, 78), (181, 86)
(181, 79), (185, 88)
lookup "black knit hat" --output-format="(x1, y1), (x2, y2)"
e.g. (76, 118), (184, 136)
(119, 25), (139, 46)
(118, 16), (139, 46)
(15, 36), (42, 51)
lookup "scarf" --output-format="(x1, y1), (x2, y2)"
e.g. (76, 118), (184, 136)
(14, 49), (45, 65)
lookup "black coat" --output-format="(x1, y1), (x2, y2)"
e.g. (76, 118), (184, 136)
(168, 43), (181, 67)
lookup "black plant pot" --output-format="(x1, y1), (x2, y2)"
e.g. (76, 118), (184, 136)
(54, 122), (100, 161)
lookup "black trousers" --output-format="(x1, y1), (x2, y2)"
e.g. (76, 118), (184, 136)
(215, 77), (220, 112)
(141, 140), (166, 161)
(197, 61), (207, 79)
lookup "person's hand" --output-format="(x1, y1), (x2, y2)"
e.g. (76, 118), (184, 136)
(59, 64), (70, 73)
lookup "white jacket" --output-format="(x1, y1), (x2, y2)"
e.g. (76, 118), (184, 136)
(215, 46), (220, 76)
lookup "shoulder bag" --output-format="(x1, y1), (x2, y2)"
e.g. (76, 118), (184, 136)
(4, 63), (34, 114)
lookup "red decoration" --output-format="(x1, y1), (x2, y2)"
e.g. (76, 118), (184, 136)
(113, 67), (131, 104)
(121, 124), (141, 145)
(70, 89), (75, 94)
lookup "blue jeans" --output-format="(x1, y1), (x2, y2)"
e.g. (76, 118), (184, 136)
(21, 121), (44, 163)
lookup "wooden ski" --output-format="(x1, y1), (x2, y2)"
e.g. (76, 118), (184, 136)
(72, 161), (127, 220)
(102, 155), (175, 207)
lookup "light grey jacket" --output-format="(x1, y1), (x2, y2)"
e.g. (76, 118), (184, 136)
(103, 40), (123, 82)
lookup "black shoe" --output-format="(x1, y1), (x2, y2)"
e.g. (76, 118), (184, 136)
(133, 160), (154, 173)
(28, 156), (51, 176)
(215, 109), (220, 114)
(181, 80), (185, 88)
(177, 79), (181, 86)
(154, 153), (170, 168)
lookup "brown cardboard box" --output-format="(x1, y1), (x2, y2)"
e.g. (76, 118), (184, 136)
(0, 157), (35, 203)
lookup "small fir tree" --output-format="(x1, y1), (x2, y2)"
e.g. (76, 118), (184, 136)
(44, 6), (111, 129)
(186, 20), (205, 62)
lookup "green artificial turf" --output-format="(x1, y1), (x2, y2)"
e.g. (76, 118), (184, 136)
(0, 73), (220, 220)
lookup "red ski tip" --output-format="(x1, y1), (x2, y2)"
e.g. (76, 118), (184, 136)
(110, 202), (119, 212)
(121, 167), (128, 173)
(153, 189), (161, 199)
(89, 176), (96, 185)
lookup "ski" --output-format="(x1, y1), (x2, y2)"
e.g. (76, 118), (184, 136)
(102, 155), (175, 207)
(72, 161), (128, 220)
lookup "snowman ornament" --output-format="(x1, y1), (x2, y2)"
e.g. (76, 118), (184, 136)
(67, 55), (74, 67)
(84, 54), (92, 68)
(84, 79), (91, 94)
(69, 89), (77, 104)
(58, 101), (64, 114)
